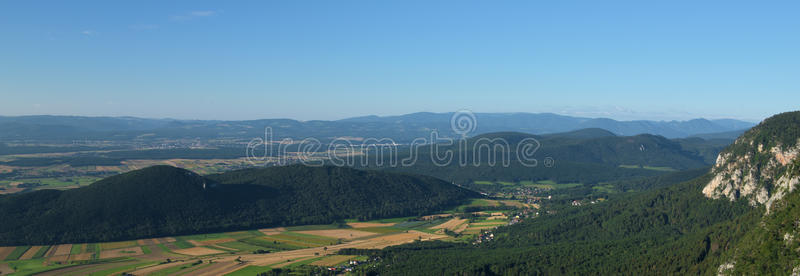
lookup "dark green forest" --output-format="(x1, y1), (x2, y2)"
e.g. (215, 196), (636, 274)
(356, 174), (759, 275)
(360, 131), (723, 185)
(0, 165), (477, 245)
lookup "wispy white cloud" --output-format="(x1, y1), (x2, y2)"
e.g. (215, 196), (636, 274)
(81, 30), (97, 36)
(171, 10), (218, 21)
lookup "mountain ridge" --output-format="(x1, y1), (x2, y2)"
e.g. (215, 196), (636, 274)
(0, 113), (754, 142)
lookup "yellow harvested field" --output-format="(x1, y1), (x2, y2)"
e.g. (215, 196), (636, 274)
(487, 215), (508, 220)
(295, 229), (376, 240)
(462, 228), (483, 235)
(271, 256), (317, 268)
(420, 213), (453, 220)
(69, 253), (93, 261)
(172, 247), (225, 256)
(19, 246), (41, 260)
(0, 165), (13, 173)
(0, 247), (16, 260)
(192, 261), (247, 276)
(500, 200), (537, 208)
(52, 244), (72, 256)
(468, 225), (499, 230)
(129, 260), (188, 275)
(101, 240), (139, 250)
(99, 246), (144, 258)
(453, 222), (469, 233)
(175, 230), (446, 275)
(430, 218), (468, 231)
(155, 237), (176, 244)
(258, 227), (286, 235)
(0, 186), (23, 194)
(247, 230), (444, 265)
(48, 255), (69, 263)
(311, 255), (358, 266)
(350, 230), (446, 249)
(347, 222), (396, 228)
(94, 166), (124, 172)
(137, 239), (156, 246)
(0, 263), (12, 275)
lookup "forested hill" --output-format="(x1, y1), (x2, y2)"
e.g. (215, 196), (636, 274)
(699, 111), (800, 274)
(365, 131), (716, 185)
(0, 165), (476, 245)
(354, 111), (800, 275)
(358, 172), (760, 275)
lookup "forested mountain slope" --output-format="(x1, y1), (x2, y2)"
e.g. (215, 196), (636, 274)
(356, 111), (800, 275)
(366, 131), (712, 185)
(0, 165), (476, 245)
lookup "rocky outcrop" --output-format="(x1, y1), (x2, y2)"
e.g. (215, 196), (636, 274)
(702, 135), (800, 212)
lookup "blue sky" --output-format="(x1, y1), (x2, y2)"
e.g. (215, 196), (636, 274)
(1, 1), (798, 122)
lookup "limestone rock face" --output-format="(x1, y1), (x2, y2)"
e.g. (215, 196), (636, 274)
(702, 137), (800, 212)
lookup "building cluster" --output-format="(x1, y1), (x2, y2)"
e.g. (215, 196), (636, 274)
(474, 231), (495, 244)
(325, 258), (376, 273)
(571, 198), (605, 207)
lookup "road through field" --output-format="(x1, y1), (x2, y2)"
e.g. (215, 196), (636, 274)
(127, 230), (446, 275)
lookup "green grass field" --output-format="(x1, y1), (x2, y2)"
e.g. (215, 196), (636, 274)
(179, 232), (233, 241)
(0, 176), (101, 188)
(172, 237), (195, 249)
(228, 230), (265, 239)
(260, 232), (338, 248)
(473, 181), (519, 186)
(240, 237), (304, 251)
(283, 256), (326, 269)
(32, 245), (51, 258)
(592, 184), (617, 193)
(344, 216), (417, 224)
(225, 265), (272, 276)
(71, 243), (84, 254)
(285, 224), (344, 231)
(280, 232), (339, 245)
(150, 260), (210, 276)
(155, 244), (176, 255)
(619, 164), (677, 172)
(5, 258), (74, 275)
(467, 199), (499, 207)
(87, 259), (158, 276)
(357, 227), (405, 234)
(217, 241), (270, 252)
(4, 246), (31, 261)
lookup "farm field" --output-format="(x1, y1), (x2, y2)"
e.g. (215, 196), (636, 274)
(0, 153), (255, 194)
(0, 203), (519, 275)
(475, 179), (584, 190)
(619, 164), (677, 172)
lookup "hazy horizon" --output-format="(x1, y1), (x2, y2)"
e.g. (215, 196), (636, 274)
(0, 109), (761, 124)
(3, 1), (798, 122)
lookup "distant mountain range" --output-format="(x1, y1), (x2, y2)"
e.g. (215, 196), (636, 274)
(0, 113), (754, 142)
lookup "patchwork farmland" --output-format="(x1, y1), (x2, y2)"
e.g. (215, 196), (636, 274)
(0, 209), (522, 275)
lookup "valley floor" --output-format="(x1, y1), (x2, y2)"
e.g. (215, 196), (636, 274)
(0, 200), (525, 275)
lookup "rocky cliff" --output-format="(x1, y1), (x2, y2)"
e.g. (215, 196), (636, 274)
(702, 111), (800, 212)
